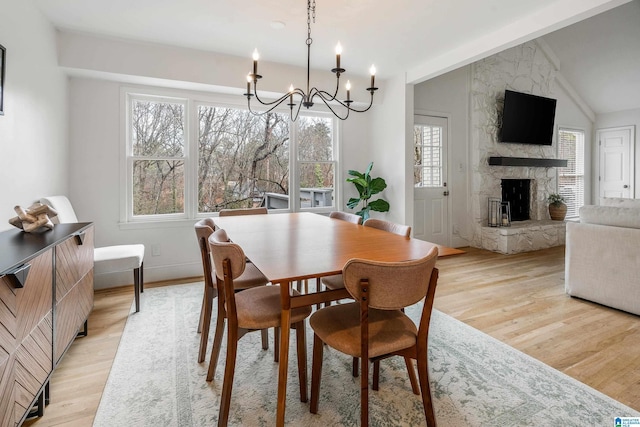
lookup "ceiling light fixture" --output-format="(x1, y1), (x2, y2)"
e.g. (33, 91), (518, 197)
(244, 0), (377, 121)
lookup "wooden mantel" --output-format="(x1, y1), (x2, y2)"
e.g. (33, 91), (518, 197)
(488, 157), (568, 167)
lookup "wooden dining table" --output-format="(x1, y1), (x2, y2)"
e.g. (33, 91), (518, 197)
(213, 212), (460, 426)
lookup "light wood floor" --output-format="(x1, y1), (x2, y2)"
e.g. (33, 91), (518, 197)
(24, 246), (640, 426)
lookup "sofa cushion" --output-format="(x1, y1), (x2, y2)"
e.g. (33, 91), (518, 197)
(600, 197), (640, 208)
(580, 205), (640, 229)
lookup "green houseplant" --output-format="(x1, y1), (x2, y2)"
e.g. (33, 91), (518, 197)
(547, 193), (567, 221)
(346, 162), (390, 221)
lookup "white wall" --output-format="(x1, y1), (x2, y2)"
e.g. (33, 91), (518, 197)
(414, 66), (471, 247)
(595, 108), (640, 197)
(0, 0), (68, 231)
(369, 74), (412, 226)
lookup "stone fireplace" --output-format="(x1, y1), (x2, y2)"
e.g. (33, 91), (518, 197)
(469, 41), (566, 254)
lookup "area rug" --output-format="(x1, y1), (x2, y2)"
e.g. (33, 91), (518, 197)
(93, 282), (639, 426)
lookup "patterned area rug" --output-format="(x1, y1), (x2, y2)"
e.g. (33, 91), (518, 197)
(93, 282), (639, 426)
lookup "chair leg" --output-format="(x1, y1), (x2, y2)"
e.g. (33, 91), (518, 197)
(352, 357), (359, 377)
(218, 325), (239, 427)
(198, 284), (215, 363)
(133, 267), (141, 313)
(416, 351), (436, 427)
(207, 315), (226, 381)
(273, 327), (280, 363)
(140, 262), (144, 293)
(405, 356), (420, 395)
(361, 355), (369, 426)
(295, 321), (308, 403)
(372, 360), (380, 391)
(197, 296), (206, 334)
(310, 333), (324, 414)
(261, 328), (269, 350)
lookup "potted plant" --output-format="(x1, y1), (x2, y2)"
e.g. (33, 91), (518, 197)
(346, 162), (390, 221)
(547, 193), (567, 221)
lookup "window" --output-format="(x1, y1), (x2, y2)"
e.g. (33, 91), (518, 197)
(125, 90), (337, 221)
(414, 123), (442, 187)
(129, 96), (187, 217)
(558, 128), (585, 218)
(297, 116), (335, 209)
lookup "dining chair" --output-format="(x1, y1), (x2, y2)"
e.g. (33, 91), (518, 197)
(328, 210), (363, 224)
(209, 228), (312, 426)
(362, 218), (411, 237)
(194, 218), (270, 365)
(219, 207), (268, 216)
(321, 217), (413, 375)
(309, 247), (439, 427)
(40, 195), (145, 312)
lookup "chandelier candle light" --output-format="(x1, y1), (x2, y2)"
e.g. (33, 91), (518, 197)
(244, 0), (377, 121)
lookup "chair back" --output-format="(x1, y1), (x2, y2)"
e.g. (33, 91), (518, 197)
(329, 211), (362, 224)
(209, 228), (247, 281)
(219, 207), (268, 216)
(39, 195), (79, 224)
(342, 246), (438, 310)
(363, 218), (411, 237)
(194, 218), (217, 284)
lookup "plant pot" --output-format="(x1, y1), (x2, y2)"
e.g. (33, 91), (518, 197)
(549, 203), (567, 221)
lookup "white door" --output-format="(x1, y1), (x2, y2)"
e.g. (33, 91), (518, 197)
(413, 115), (449, 246)
(598, 126), (634, 199)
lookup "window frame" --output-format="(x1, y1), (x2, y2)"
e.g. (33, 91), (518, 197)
(556, 126), (586, 219)
(120, 86), (340, 226)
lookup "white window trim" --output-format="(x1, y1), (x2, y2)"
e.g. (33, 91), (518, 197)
(556, 125), (586, 219)
(119, 85), (340, 228)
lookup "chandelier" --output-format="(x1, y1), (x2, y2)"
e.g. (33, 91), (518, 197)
(244, 0), (377, 121)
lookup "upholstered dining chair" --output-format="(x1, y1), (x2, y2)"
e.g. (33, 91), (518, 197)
(194, 218), (270, 365)
(209, 228), (312, 427)
(328, 210), (363, 224)
(40, 195), (145, 312)
(309, 247), (439, 427)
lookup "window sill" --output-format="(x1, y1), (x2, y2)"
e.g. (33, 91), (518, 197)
(118, 219), (197, 230)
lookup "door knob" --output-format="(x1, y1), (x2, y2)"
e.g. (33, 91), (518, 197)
(624, 185), (629, 188)
(443, 191), (450, 196)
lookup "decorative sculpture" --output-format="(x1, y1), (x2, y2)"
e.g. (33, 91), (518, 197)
(9, 203), (58, 232)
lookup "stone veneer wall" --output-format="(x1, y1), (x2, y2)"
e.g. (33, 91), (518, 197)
(470, 41), (559, 248)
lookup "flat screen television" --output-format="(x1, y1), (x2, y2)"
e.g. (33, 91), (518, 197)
(500, 90), (557, 145)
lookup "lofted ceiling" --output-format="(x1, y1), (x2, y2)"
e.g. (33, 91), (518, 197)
(33, 0), (638, 114)
(542, 0), (640, 114)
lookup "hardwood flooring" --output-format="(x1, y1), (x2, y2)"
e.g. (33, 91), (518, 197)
(24, 246), (640, 426)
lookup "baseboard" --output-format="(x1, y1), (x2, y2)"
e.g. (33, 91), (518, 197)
(93, 261), (201, 290)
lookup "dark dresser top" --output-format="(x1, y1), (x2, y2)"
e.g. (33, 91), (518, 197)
(0, 223), (93, 274)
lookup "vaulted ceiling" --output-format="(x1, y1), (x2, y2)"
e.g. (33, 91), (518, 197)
(34, 0), (638, 114)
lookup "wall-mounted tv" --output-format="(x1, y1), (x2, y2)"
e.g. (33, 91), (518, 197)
(500, 90), (557, 145)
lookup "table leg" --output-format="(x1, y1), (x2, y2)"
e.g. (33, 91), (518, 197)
(276, 281), (292, 427)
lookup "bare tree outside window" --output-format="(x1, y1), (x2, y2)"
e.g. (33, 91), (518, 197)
(131, 100), (185, 215)
(197, 106), (290, 212)
(297, 116), (335, 208)
(126, 93), (338, 219)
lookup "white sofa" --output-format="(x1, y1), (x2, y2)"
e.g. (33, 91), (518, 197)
(565, 198), (640, 316)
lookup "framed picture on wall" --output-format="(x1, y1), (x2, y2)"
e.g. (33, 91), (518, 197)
(0, 44), (5, 115)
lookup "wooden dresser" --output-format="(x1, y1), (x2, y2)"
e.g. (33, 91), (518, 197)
(0, 223), (94, 427)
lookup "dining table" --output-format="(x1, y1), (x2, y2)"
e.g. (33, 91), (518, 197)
(213, 211), (461, 426)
